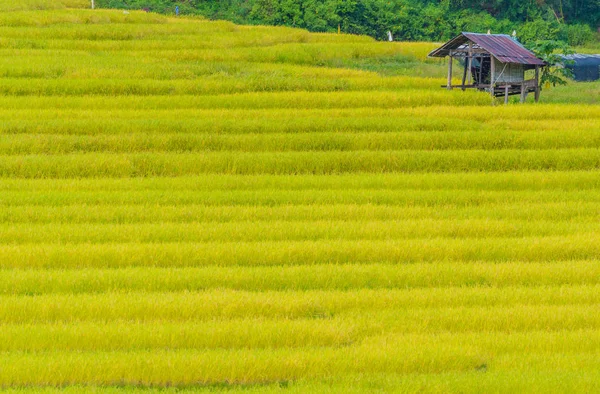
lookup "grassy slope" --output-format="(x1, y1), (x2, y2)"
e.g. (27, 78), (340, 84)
(0, 2), (599, 393)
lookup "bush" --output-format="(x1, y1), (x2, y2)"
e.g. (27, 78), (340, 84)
(559, 23), (595, 46)
(518, 19), (560, 44)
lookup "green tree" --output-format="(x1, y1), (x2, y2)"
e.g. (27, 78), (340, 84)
(97, 0), (598, 44)
(302, 0), (339, 32)
(518, 18), (561, 44)
(527, 39), (574, 87)
(249, 0), (281, 25)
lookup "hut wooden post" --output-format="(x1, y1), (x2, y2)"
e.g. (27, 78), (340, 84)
(467, 42), (473, 84)
(520, 83), (527, 103)
(447, 52), (453, 90)
(490, 55), (495, 100)
(504, 85), (509, 104)
(534, 65), (540, 102)
(461, 56), (468, 90)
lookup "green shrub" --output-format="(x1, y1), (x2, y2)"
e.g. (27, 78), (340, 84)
(559, 23), (595, 46)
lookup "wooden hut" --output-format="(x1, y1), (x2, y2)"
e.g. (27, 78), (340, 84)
(428, 32), (546, 103)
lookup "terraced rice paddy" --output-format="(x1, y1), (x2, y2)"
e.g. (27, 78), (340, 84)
(1, 1), (599, 392)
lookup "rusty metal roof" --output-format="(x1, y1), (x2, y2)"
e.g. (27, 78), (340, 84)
(428, 32), (545, 66)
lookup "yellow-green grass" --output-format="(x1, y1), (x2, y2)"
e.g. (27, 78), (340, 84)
(0, 324), (599, 356)
(3, 236), (600, 269)
(0, 3), (599, 392)
(1, 347), (598, 387)
(3, 202), (600, 223)
(0, 0), (88, 12)
(9, 129), (600, 154)
(6, 188), (600, 208)
(2, 373), (600, 393)
(540, 80), (600, 104)
(3, 171), (600, 190)
(3, 261), (600, 294)
(2, 286), (600, 321)
(3, 219), (600, 244)
(5, 149), (600, 177)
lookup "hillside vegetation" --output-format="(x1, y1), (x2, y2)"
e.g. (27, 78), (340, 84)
(0, 2), (599, 393)
(97, 0), (599, 45)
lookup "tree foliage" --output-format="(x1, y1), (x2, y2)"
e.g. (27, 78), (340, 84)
(527, 39), (574, 87)
(97, 0), (599, 44)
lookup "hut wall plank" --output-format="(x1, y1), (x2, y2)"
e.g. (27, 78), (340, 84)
(492, 58), (525, 83)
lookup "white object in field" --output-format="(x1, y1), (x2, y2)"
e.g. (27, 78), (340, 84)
(123, 11), (130, 15)
(387, 31), (393, 42)
(91, 0), (94, 9)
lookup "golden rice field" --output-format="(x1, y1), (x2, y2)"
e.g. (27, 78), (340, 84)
(1, 1), (600, 392)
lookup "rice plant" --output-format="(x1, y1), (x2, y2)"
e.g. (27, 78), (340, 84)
(0, 3), (598, 392)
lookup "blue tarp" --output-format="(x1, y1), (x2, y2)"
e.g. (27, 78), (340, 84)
(562, 54), (600, 82)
